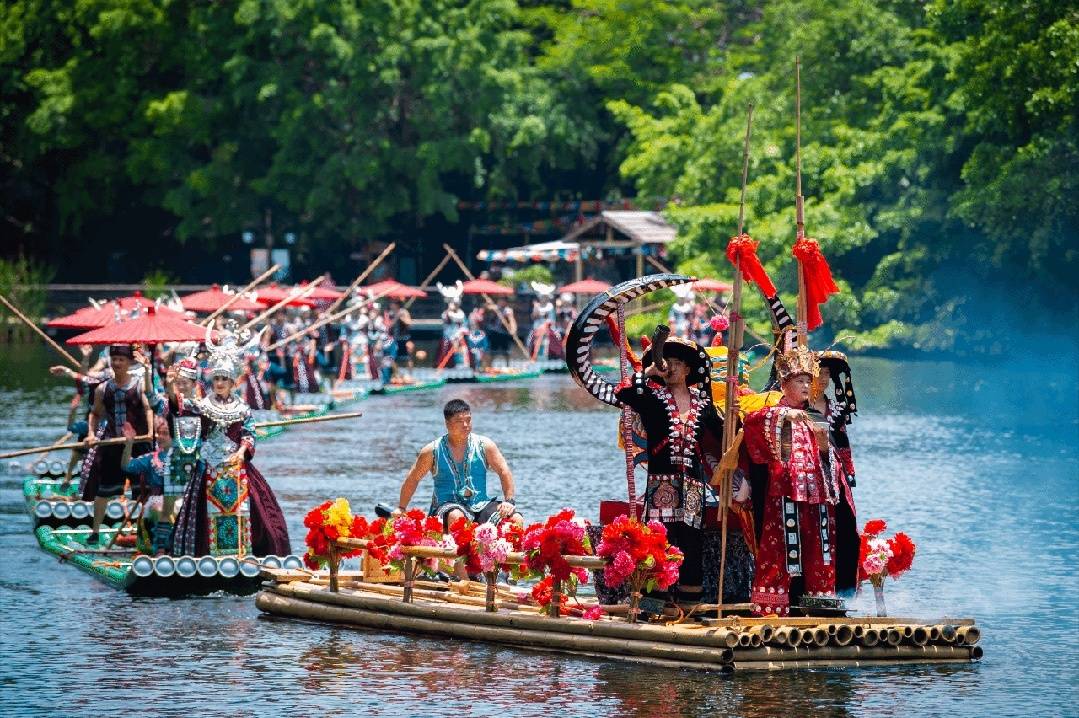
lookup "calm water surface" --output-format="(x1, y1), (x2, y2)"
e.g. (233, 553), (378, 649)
(1, 347), (1076, 717)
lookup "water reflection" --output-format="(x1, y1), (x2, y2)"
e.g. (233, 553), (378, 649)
(1, 347), (1077, 716)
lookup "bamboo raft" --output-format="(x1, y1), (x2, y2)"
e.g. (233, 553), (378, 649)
(256, 541), (983, 672)
(35, 524), (307, 597)
(367, 378), (447, 395)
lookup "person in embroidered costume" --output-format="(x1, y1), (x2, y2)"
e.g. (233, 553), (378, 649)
(395, 398), (522, 550)
(49, 344), (110, 481)
(614, 335), (724, 604)
(80, 344), (154, 545)
(741, 344), (857, 615)
(171, 325), (290, 557)
(121, 415), (194, 555)
(436, 282), (470, 369)
(527, 282), (564, 361)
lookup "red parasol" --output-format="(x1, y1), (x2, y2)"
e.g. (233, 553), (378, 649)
(557, 278), (612, 294)
(180, 284), (263, 313)
(47, 302), (190, 329)
(461, 278), (514, 295)
(253, 284), (319, 308)
(296, 280), (345, 301)
(363, 280), (427, 299)
(66, 307), (207, 345)
(689, 278), (733, 293)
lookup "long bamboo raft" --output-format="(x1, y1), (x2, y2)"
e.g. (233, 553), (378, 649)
(256, 542), (983, 672)
(36, 524), (307, 597)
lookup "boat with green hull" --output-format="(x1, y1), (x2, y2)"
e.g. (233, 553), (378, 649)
(35, 524), (305, 597)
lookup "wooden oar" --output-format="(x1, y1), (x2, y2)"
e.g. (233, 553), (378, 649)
(200, 263), (281, 326)
(0, 434), (153, 460)
(34, 432), (74, 462)
(442, 243), (530, 360)
(323, 242), (398, 316)
(0, 292), (81, 368)
(253, 411), (363, 430)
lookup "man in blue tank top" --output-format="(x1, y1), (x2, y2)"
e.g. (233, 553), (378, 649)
(395, 399), (521, 531)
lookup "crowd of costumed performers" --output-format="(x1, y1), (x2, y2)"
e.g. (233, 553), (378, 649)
(555, 224), (892, 619)
(44, 322), (292, 558)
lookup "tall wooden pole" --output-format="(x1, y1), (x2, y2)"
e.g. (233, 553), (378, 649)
(200, 263), (281, 327)
(264, 287), (396, 352)
(716, 104), (754, 617)
(404, 251), (452, 309)
(323, 242), (397, 316)
(442, 243), (531, 360)
(0, 293), (80, 368)
(794, 56), (808, 349)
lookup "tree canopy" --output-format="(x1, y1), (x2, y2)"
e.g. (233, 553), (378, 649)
(2, 0), (1075, 352)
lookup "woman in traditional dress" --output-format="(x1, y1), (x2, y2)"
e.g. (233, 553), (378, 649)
(614, 335), (724, 604)
(527, 282), (563, 360)
(172, 326), (290, 557)
(436, 282), (469, 368)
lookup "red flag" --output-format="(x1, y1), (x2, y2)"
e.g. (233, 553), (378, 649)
(792, 236), (839, 331)
(726, 234), (777, 297)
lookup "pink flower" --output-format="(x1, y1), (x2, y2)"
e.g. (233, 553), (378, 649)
(581, 605), (605, 620)
(863, 553), (886, 576)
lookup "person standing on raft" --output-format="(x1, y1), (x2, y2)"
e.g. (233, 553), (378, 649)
(614, 335), (724, 605)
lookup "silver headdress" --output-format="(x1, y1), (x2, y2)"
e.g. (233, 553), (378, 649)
(531, 281), (556, 299)
(204, 320), (263, 380)
(437, 281), (464, 305)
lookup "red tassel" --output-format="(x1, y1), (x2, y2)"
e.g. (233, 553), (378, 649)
(792, 236), (839, 331)
(726, 234), (777, 297)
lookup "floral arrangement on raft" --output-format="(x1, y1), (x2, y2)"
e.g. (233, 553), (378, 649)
(303, 501), (684, 622)
(857, 518), (916, 616)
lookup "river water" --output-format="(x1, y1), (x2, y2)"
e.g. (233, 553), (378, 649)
(1, 347), (1076, 717)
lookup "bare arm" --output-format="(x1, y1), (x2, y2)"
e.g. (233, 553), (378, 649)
(86, 384), (106, 443)
(484, 438), (515, 503)
(397, 443), (435, 511)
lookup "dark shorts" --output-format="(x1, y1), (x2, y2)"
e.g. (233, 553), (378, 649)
(488, 333), (510, 353)
(431, 498), (520, 531)
(395, 337), (411, 358)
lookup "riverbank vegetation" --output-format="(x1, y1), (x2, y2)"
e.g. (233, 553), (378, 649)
(2, 0), (1075, 353)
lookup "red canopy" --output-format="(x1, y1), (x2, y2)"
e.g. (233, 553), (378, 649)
(180, 284), (263, 312)
(66, 307), (207, 345)
(557, 278), (612, 294)
(363, 280), (427, 299)
(461, 278), (514, 295)
(296, 280), (345, 300)
(47, 302), (190, 329)
(254, 284), (319, 307)
(690, 278), (733, 293)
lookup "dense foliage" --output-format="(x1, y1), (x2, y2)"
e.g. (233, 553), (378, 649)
(2, 0), (1075, 351)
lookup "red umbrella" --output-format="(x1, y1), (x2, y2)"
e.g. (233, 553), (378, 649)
(66, 306), (207, 345)
(690, 278), (733, 293)
(47, 301), (190, 329)
(363, 280), (427, 299)
(254, 284), (319, 308)
(557, 278), (612, 294)
(296, 280), (345, 301)
(180, 284), (263, 313)
(461, 278), (514, 295)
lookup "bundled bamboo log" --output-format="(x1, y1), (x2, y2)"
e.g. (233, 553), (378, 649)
(956, 626), (981, 646)
(264, 584), (737, 665)
(772, 626), (800, 647)
(935, 624), (959, 643)
(272, 581), (742, 650)
(732, 644), (980, 663)
(811, 627), (830, 647)
(860, 628), (880, 647)
(832, 624), (854, 647)
(910, 626), (930, 646)
(883, 627), (903, 646)
(734, 657), (975, 671)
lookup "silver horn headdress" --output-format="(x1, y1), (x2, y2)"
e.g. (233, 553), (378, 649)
(205, 320), (263, 380)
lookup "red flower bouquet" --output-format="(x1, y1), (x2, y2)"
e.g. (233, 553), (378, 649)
(595, 515), (683, 622)
(369, 509), (454, 576)
(302, 498), (371, 570)
(520, 509), (592, 584)
(450, 517), (518, 575)
(856, 518), (916, 616)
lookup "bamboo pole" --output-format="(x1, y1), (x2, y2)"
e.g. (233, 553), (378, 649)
(0, 434), (152, 460)
(323, 242), (397, 316)
(716, 104), (755, 618)
(794, 55), (809, 349)
(239, 277), (327, 332)
(34, 432), (74, 462)
(252, 411), (363, 430)
(200, 264), (281, 326)
(441, 243), (531, 360)
(0, 292), (80, 368)
(405, 250), (452, 309)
